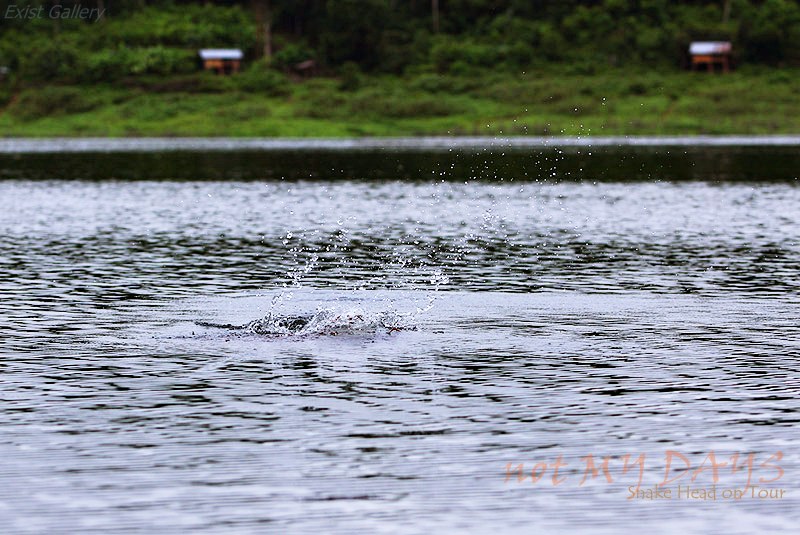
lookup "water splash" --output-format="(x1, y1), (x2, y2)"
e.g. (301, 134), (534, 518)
(249, 306), (415, 336)
(199, 304), (417, 338)
(197, 268), (448, 339)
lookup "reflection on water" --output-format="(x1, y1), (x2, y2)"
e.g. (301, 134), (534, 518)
(0, 171), (798, 533)
(2, 144), (800, 181)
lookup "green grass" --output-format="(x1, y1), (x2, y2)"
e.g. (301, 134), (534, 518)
(2, 67), (800, 137)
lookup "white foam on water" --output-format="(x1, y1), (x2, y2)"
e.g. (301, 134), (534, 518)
(243, 305), (415, 337)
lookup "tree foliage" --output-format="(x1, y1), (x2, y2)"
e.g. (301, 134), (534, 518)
(2, 0), (800, 84)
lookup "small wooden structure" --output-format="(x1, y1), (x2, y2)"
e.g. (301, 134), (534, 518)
(199, 49), (243, 75)
(689, 42), (732, 72)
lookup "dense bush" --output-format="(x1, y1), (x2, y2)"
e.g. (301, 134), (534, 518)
(9, 87), (100, 120)
(235, 63), (291, 95)
(271, 42), (316, 70)
(81, 47), (196, 82)
(18, 39), (83, 81)
(122, 73), (238, 93)
(97, 5), (255, 49)
(409, 73), (484, 94)
(337, 62), (362, 91)
(740, 0), (800, 63)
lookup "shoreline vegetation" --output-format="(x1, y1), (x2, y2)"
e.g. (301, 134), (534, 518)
(2, 67), (800, 137)
(2, 2), (800, 138)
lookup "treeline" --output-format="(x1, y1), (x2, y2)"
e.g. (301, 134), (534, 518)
(2, 0), (800, 85)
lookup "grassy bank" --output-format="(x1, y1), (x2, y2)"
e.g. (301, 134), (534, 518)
(1, 67), (799, 137)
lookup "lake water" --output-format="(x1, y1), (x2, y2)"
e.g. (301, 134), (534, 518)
(1, 144), (798, 534)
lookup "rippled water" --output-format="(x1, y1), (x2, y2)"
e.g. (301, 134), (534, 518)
(1, 169), (798, 533)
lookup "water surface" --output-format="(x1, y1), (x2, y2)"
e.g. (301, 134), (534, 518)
(0, 163), (798, 533)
